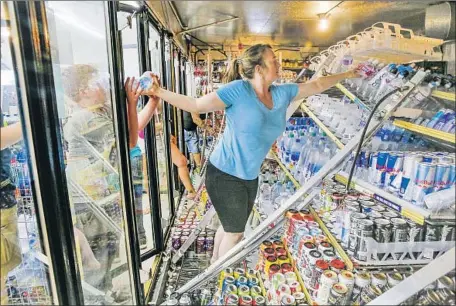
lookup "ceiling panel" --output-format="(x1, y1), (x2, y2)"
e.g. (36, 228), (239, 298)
(147, 1), (440, 52)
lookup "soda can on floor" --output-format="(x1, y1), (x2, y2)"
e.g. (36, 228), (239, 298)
(434, 163), (451, 191)
(400, 154), (423, 197)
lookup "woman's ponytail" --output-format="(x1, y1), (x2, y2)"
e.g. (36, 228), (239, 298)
(222, 58), (243, 83)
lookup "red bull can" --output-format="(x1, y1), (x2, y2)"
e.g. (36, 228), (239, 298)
(386, 153), (404, 188)
(449, 164), (456, 186)
(400, 154), (423, 198)
(375, 151), (389, 186)
(434, 163), (451, 191)
(415, 162), (436, 187)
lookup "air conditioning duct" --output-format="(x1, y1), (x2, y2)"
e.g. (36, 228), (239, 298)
(425, 2), (455, 40)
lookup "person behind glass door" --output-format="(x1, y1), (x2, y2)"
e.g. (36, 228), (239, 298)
(182, 110), (213, 174)
(0, 114), (22, 305)
(140, 44), (361, 263)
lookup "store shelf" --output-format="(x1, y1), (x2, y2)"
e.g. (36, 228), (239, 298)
(432, 90), (456, 102)
(393, 120), (455, 144)
(335, 83), (370, 111)
(334, 171), (455, 225)
(300, 103), (345, 149)
(270, 150), (354, 270)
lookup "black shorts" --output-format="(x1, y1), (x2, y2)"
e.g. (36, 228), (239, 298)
(205, 162), (259, 233)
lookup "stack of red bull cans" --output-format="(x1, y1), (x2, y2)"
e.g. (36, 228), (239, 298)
(352, 150), (456, 206)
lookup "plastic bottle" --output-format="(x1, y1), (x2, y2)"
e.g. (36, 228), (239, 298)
(424, 186), (456, 212)
(290, 138), (303, 167)
(138, 71), (159, 90)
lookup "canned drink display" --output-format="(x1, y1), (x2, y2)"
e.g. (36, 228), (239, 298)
(360, 200), (375, 214)
(280, 294), (296, 305)
(247, 268), (257, 278)
(322, 249), (337, 262)
(371, 205), (386, 213)
(276, 247), (287, 257)
(310, 259), (329, 289)
(239, 295), (253, 306)
(371, 273), (387, 288)
(235, 268), (246, 279)
(328, 283), (348, 305)
(274, 240), (285, 249)
(351, 272), (371, 303)
(413, 162), (437, 204)
(424, 220), (441, 242)
(348, 213), (367, 255)
(224, 284), (238, 297)
(172, 235), (181, 250)
(224, 293), (239, 305)
(374, 218), (392, 243)
(400, 154), (423, 197)
(250, 286), (262, 297)
(358, 284), (382, 305)
(254, 295), (266, 306)
(391, 218), (409, 259)
(329, 259), (345, 273)
(406, 219), (424, 242)
(220, 268), (234, 286)
(316, 270), (338, 304)
(434, 163), (451, 191)
(222, 276), (236, 292)
(293, 292), (306, 305)
(238, 284), (250, 296)
(338, 270), (355, 304)
(385, 152), (404, 187)
(341, 203), (360, 247)
(206, 237), (214, 253)
(440, 222), (456, 241)
(298, 242), (316, 267)
(355, 219), (374, 262)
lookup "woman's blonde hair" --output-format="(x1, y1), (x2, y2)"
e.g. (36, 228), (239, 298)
(61, 64), (98, 102)
(222, 44), (272, 83)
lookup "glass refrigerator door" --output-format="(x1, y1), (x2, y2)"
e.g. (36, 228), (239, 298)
(1, 3), (55, 305)
(117, 9), (157, 256)
(44, 1), (140, 304)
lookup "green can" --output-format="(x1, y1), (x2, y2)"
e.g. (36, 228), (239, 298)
(238, 284), (250, 297)
(250, 286), (262, 297)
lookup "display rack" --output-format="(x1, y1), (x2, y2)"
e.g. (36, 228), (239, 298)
(431, 90), (456, 102)
(393, 119), (455, 144)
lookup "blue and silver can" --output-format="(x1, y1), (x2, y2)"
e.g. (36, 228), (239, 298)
(434, 164), (451, 191)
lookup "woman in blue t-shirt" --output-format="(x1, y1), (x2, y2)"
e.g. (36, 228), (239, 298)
(141, 44), (360, 263)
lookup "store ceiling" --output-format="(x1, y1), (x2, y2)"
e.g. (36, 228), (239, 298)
(148, 1), (439, 53)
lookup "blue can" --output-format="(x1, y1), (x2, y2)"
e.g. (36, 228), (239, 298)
(449, 164), (456, 187)
(414, 162), (436, 188)
(422, 155), (435, 163)
(375, 151), (389, 186)
(360, 151), (370, 169)
(369, 153), (378, 169)
(434, 164), (451, 191)
(386, 153), (404, 186)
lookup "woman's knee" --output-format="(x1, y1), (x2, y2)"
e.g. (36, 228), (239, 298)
(224, 232), (243, 241)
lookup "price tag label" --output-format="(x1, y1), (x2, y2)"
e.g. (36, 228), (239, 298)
(373, 194), (401, 212)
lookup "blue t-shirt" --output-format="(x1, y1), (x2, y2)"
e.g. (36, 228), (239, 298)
(210, 80), (299, 180)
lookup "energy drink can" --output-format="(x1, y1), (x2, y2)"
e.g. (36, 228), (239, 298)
(318, 241), (333, 254)
(413, 162), (436, 204)
(278, 255), (291, 265)
(449, 164), (456, 186)
(348, 213), (367, 255)
(250, 285), (262, 297)
(272, 272), (286, 290)
(368, 211), (383, 221)
(253, 295), (266, 306)
(400, 154), (423, 197)
(338, 270), (355, 305)
(355, 219), (374, 262)
(276, 247), (287, 257)
(289, 281), (302, 294)
(386, 153), (404, 187)
(310, 259), (329, 289)
(406, 219), (424, 242)
(329, 259), (345, 273)
(196, 237), (205, 254)
(224, 293), (239, 306)
(434, 163), (451, 191)
(391, 218), (408, 259)
(281, 263), (293, 274)
(328, 283), (348, 305)
(172, 235), (181, 250)
(238, 284), (250, 297)
(351, 272), (371, 303)
(371, 273), (387, 288)
(237, 276), (249, 287)
(375, 151), (389, 186)
(280, 294), (296, 305)
(323, 249), (337, 262)
(224, 283), (238, 297)
(206, 237), (214, 254)
(317, 270), (338, 305)
(358, 284), (382, 305)
(304, 250), (322, 279)
(260, 240), (273, 252)
(248, 276), (259, 287)
(239, 295), (253, 306)
(268, 264), (281, 280)
(360, 200), (375, 214)
(234, 267), (246, 279)
(373, 218), (392, 243)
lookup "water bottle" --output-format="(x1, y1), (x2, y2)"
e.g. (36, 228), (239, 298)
(138, 71), (159, 90)
(259, 179), (271, 202)
(290, 138), (302, 167)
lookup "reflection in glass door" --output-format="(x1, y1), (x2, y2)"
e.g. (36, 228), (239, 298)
(148, 25), (173, 233)
(44, 1), (137, 304)
(118, 9), (156, 255)
(1, 3), (54, 305)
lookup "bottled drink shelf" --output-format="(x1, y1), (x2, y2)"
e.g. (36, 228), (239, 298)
(300, 103), (345, 149)
(334, 171), (455, 225)
(432, 90), (456, 102)
(270, 150), (354, 270)
(393, 120), (456, 144)
(335, 83), (370, 111)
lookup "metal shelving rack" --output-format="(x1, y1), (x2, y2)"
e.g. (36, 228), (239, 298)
(393, 119), (455, 144)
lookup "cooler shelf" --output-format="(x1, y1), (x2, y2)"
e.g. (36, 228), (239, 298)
(270, 151), (354, 270)
(432, 90), (456, 102)
(393, 120), (455, 144)
(334, 171), (455, 225)
(335, 83), (370, 111)
(300, 103), (345, 149)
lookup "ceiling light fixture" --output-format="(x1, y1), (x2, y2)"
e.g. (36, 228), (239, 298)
(317, 13), (329, 31)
